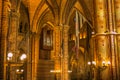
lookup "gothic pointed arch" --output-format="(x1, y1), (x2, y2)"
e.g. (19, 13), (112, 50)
(62, 0), (92, 25)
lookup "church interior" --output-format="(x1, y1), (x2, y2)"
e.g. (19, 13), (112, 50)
(0, 0), (120, 80)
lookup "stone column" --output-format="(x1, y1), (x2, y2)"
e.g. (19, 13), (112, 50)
(31, 33), (39, 80)
(0, 0), (2, 79)
(94, 0), (110, 80)
(60, 26), (64, 80)
(90, 35), (96, 80)
(8, 10), (20, 80)
(54, 27), (61, 79)
(1, 0), (11, 79)
(115, 0), (120, 79)
(0, 0), (2, 26)
(63, 25), (69, 80)
(26, 31), (32, 80)
(107, 0), (119, 80)
(31, 33), (36, 80)
(8, 11), (20, 53)
(7, 0), (22, 79)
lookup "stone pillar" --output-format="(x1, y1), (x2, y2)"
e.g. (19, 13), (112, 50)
(7, 0), (22, 79)
(8, 10), (20, 80)
(54, 27), (61, 79)
(94, 0), (110, 80)
(26, 31), (32, 80)
(7, 16), (20, 79)
(107, 0), (119, 80)
(90, 35), (96, 80)
(96, 36), (110, 80)
(95, 0), (107, 33)
(63, 25), (69, 80)
(0, 0), (3, 79)
(31, 33), (36, 80)
(35, 34), (39, 80)
(60, 26), (64, 80)
(0, 0), (2, 26)
(1, 0), (11, 79)
(31, 33), (39, 80)
(8, 11), (20, 52)
(115, 0), (120, 79)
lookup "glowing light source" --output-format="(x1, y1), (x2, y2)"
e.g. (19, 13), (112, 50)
(7, 52), (13, 58)
(102, 61), (106, 66)
(16, 69), (19, 72)
(20, 54), (27, 60)
(88, 62), (91, 65)
(107, 61), (111, 65)
(92, 61), (96, 65)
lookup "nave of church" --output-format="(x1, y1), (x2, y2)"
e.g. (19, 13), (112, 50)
(0, 0), (120, 80)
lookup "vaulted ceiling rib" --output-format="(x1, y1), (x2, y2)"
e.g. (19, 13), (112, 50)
(28, 0), (93, 32)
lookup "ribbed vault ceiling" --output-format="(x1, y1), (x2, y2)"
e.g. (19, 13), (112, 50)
(21, 0), (93, 33)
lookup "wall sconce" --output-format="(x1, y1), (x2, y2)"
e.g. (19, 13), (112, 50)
(88, 60), (110, 70)
(101, 60), (111, 69)
(16, 69), (24, 74)
(7, 52), (27, 80)
(87, 60), (111, 80)
(88, 61), (96, 68)
(20, 54), (27, 61)
(7, 52), (13, 61)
